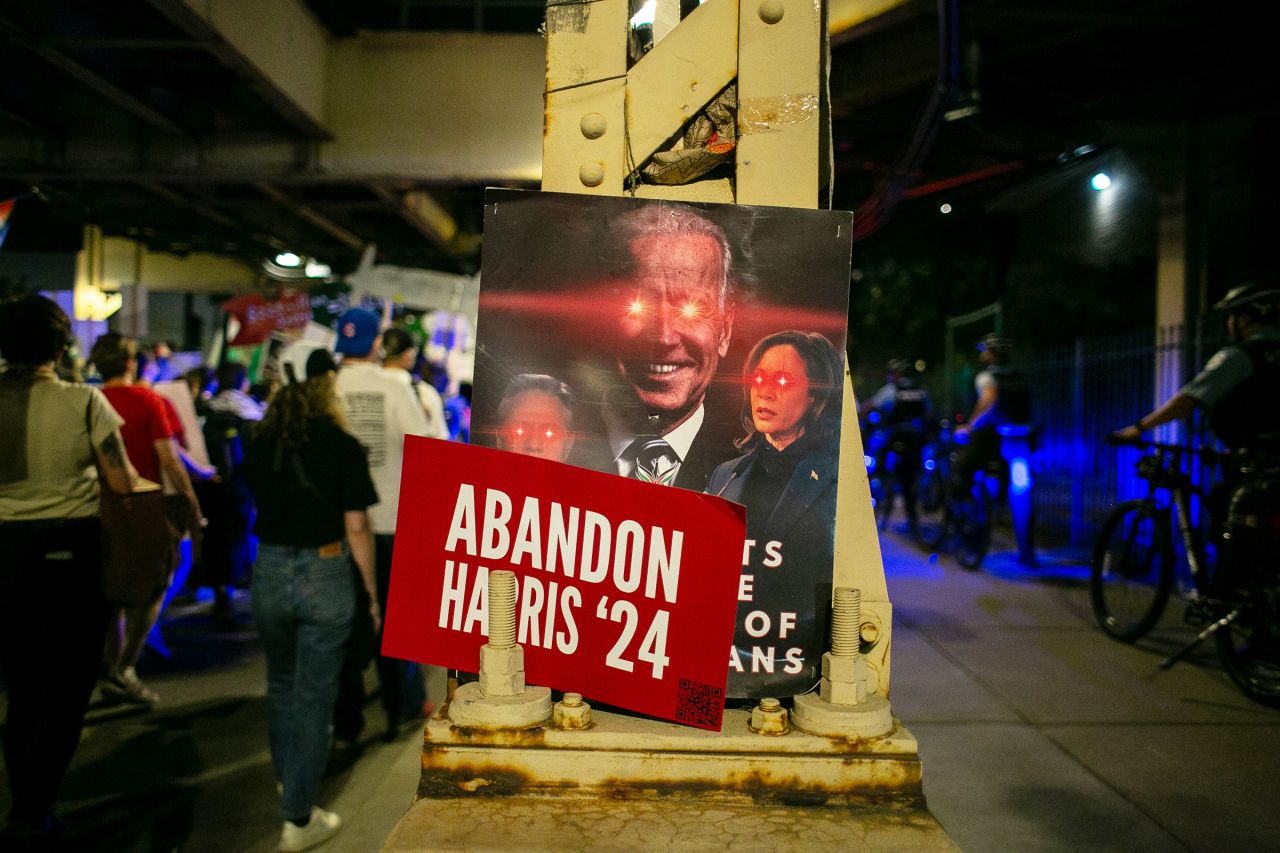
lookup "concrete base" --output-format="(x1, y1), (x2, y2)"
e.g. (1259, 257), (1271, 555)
(383, 796), (958, 852)
(386, 689), (948, 850)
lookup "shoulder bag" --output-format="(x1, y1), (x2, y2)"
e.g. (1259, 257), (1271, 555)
(87, 399), (187, 606)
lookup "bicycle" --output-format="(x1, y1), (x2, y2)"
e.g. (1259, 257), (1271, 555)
(868, 425), (927, 534)
(1091, 437), (1280, 707)
(915, 423), (1004, 569)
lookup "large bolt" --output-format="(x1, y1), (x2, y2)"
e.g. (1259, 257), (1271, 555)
(832, 587), (861, 656)
(488, 570), (516, 649)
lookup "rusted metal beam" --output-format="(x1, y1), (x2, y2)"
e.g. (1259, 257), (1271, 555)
(419, 706), (924, 805)
(255, 182), (365, 251)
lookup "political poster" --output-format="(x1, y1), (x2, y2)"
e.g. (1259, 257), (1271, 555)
(382, 436), (746, 730)
(471, 189), (853, 700)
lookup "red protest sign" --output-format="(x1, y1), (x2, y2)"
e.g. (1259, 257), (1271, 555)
(224, 290), (312, 346)
(382, 437), (745, 730)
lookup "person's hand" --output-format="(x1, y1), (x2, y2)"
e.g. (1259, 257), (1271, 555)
(369, 599), (383, 634)
(1113, 425), (1142, 443)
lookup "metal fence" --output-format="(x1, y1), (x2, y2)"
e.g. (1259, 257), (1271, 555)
(1017, 322), (1223, 549)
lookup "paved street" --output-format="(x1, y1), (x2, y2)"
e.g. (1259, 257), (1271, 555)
(2, 530), (1278, 851)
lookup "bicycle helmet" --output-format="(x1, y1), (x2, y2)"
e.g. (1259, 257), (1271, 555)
(1213, 283), (1280, 320)
(977, 333), (1011, 356)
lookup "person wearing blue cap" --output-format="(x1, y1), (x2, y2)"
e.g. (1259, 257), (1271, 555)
(332, 308), (433, 744)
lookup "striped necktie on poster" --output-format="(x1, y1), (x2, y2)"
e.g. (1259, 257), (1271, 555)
(624, 437), (678, 486)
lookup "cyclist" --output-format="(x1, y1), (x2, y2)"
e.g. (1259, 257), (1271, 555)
(952, 334), (1030, 493)
(1114, 283), (1280, 450)
(861, 359), (932, 529)
(1114, 283), (1280, 539)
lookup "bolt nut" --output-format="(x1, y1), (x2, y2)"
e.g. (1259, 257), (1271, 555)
(579, 162), (605, 187)
(479, 644), (526, 697)
(820, 676), (866, 706)
(580, 113), (607, 139)
(758, 0), (784, 24)
(553, 696), (592, 729)
(749, 698), (789, 735)
(821, 651), (863, 684)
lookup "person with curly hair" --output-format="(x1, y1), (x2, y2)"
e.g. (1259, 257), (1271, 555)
(243, 349), (380, 852)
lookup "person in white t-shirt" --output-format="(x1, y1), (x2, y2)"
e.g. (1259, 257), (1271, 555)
(380, 326), (447, 440)
(332, 308), (432, 742)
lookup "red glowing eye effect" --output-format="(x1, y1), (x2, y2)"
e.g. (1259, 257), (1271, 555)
(751, 371), (794, 389)
(512, 426), (556, 440)
(624, 298), (703, 319)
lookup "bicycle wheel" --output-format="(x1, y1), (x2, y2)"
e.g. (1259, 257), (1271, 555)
(913, 469), (947, 549)
(1213, 563), (1280, 708)
(1090, 500), (1174, 641)
(953, 484), (991, 570)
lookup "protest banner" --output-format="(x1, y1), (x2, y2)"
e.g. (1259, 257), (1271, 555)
(382, 437), (746, 730)
(471, 190), (853, 699)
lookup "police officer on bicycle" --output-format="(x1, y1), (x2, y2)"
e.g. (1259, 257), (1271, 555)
(953, 334), (1031, 491)
(1115, 283), (1280, 450)
(862, 359), (932, 530)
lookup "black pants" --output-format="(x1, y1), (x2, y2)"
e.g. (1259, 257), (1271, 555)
(333, 534), (422, 739)
(0, 517), (112, 828)
(951, 426), (1002, 501)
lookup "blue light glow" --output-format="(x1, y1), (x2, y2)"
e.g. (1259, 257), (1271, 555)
(868, 411), (881, 425)
(1090, 172), (1112, 191)
(924, 459), (936, 471)
(1010, 458), (1031, 495)
(864, 455), (876, 471)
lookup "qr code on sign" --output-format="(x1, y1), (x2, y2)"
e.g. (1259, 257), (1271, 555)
(675, 678), (723, 727)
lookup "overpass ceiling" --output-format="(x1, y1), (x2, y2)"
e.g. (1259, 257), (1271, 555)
(1, 0), (1273, 281)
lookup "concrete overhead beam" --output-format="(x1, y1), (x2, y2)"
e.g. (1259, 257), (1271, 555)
(324, 32), (544, 184)
(143, 0), (331, 138)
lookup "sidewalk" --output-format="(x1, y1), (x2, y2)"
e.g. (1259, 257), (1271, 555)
(3, 536), (1277, 851)
(0, 597), (435, 853)
(883, 529), (1280, 852)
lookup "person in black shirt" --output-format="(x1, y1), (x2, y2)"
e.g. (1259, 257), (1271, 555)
(706, 330), (843, 699)
(243, 349), (379, 853)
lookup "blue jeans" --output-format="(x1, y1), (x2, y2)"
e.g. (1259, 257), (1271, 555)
(252, 543), (354, 821)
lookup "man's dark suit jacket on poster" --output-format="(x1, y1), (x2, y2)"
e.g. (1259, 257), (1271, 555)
(566, 405), (736, 492)
(706, 438), (839, 698)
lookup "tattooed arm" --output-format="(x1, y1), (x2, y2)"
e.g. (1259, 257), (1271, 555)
(156, 437), (202, 520)
(95, 431), (144, 495)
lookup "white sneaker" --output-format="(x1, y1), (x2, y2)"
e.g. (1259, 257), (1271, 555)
(279, 806), (342, 852)
(100, 667), (159, 706)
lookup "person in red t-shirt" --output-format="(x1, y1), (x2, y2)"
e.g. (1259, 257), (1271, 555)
(90, 333), (204, 707)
